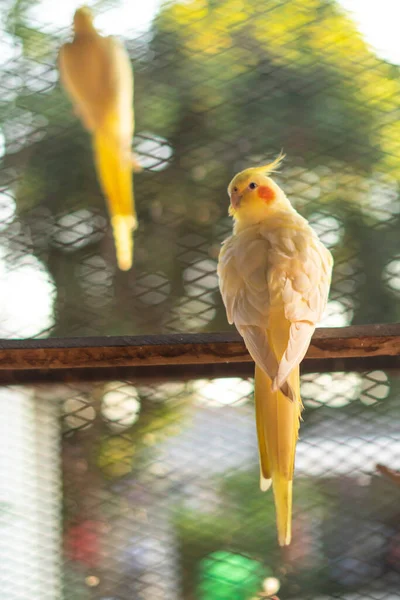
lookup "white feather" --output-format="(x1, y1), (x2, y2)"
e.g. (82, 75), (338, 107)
(272, 321), (315, 391)
(260, 475), (272, 492)
(218, 209), (333, 391)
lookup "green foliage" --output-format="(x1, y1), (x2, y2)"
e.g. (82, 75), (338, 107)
(173, 468), (330, 597)
(199, 551), (267, 600)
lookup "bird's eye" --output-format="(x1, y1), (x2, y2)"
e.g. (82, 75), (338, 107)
(249, 182), (258, 190)
(233, 186), (238, 192)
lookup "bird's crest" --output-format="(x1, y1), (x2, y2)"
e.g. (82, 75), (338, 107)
(228, 151), (285, 197)
(253, 151), (286, 177)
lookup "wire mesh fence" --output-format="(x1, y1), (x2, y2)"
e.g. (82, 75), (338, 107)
(1, 370), (400, 599)
(0, 0), (399, 338)
(1, 1), (400, 599)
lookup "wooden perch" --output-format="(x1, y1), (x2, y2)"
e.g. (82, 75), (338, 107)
(0, 324), (398, 376)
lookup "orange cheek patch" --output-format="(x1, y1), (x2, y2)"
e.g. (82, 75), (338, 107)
(258, 186), (275, 203)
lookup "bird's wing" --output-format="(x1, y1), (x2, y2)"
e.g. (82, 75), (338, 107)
(261, 222), (333, 390)
(218, 230), (280, 386)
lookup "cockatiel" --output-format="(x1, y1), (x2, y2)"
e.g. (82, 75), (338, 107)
(59, 6), (141, 271)
(218, 155), (333, 546)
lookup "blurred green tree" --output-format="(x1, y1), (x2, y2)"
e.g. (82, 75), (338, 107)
(1, 0), (399, 337)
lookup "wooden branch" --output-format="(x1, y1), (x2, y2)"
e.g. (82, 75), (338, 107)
(0, 324), (398, 374)
(1, 356), (398, 386)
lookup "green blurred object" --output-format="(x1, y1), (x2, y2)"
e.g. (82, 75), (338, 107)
(198, 551), (267, 600)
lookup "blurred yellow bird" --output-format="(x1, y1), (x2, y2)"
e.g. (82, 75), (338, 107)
(59, 6), (141, 271)
(218, 155), (333, 546)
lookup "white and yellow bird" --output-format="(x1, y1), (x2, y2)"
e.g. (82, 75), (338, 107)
(218, 155), (333, 546)
(59, 6), (141, 271)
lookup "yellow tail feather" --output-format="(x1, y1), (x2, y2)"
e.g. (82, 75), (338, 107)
(255, 359), (301, 546)
(111, 215), (136, 272)
(273, 472), (293, 547)
(93, 130), (137, 270)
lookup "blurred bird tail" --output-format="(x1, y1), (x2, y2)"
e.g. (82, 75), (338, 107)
(93, 130), (137, 271)
(131, 152), (143, 173)
(110, 215), (136, 272)
(254, 362), (302, 546)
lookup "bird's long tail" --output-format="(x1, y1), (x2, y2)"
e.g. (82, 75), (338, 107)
(93, 129), (137, 271)
(254, 321), (302, 546)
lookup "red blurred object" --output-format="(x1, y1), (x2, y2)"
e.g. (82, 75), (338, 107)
(285, 514), (313, 567)
(65, 520), (102, 568)
(387, 531), (400, 571)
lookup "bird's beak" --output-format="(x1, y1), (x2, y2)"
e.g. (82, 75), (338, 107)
(230, 190), (242, 209)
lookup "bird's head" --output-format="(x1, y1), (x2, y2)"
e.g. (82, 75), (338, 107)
(228, 153), (289, 226)
(73, 6), (95, 34)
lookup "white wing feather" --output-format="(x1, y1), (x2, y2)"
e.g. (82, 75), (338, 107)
(270, 228), (333, 390)
(218, 214), (333, 393)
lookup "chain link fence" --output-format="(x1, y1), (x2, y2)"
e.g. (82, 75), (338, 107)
(0, 0), (400, 598)
(0, 0), (399, 338)
(2, 371), (400, 599)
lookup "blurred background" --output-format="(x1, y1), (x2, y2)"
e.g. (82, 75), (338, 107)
(0, 0), (399, 598)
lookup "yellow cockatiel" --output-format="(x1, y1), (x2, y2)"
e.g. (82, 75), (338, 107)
(59, 6), (140, 271)
(218, 156), (333, 546)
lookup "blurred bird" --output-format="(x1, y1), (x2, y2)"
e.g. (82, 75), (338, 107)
(59, 6), (141, 271)
(218, 155), (333, 545)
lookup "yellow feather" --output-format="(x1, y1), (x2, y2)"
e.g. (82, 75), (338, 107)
(73, 6), (95, 34)
(93, 129), (137, 271)
(254, 366), (272, 492)
(254, 150), (286, 176)
(228, 151), (285, 198)
(59, 6), (139, 271)
(255, 308), (302, 547)
(219, 158), (332, 547)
